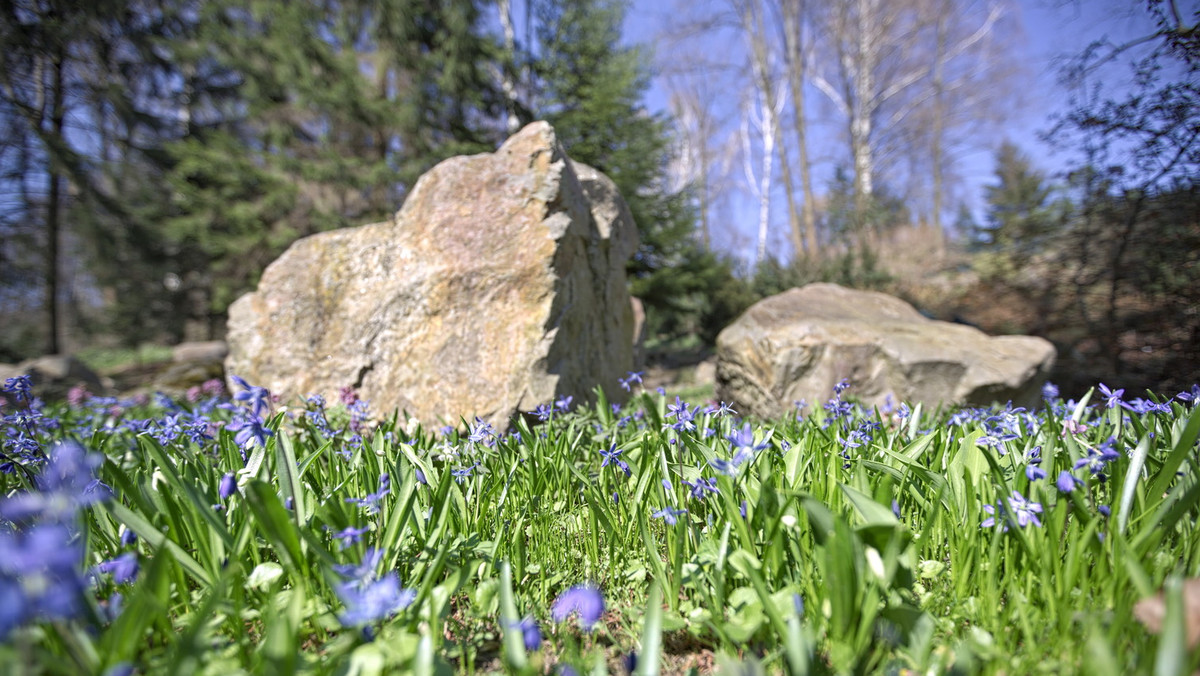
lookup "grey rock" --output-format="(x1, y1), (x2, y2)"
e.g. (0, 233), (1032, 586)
(715, 283), (1056, 418)
(226, 121), (637, 429)
(172, 341), (228, 364)
(0, 354), (108, 401)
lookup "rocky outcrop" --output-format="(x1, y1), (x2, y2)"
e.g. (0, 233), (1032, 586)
(716, 283), (1056, 418)
(225, 122), (638, 429)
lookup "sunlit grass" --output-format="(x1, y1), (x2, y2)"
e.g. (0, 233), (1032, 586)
(1, 374), (1198, 674)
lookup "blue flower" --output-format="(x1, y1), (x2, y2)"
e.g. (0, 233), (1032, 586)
(981, 491), (1043, 529)
(513, 615), (541, 651)
(228, 414), (273, 449)
(727, 423), (769, 452)
(618, 371), (643, 392)
(334, 547), (383, 582)
(231, 376), (271, 417)
(1074, 438), (1121, 478)
(1097, 383), (1125, 410)
(335, 573), (415, 627)
(1042, 382), (1060, 401)
(95, 552), (139, 585)
(0, 440), (109, 522)
(652, 506), (687, 526)
(468, 417), (495, 446)
(0, 523), (87, 637)
(346, 475), (390, 513)
(665, 397), (696, 433)
(598, 442), (630, 477)
(331, 526), (370, 550)
(682, 477), (718, 501)
(1056, 470), (1083, 493)
(551, 584), (604, 631)
(555, 395), (574, 413)
(218, 473), (237, 500)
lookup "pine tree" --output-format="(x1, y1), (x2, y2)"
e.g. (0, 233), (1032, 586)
(532, 0), (716, 341)
(981, 141), (1056, 252)
(162, 0), (504, 333)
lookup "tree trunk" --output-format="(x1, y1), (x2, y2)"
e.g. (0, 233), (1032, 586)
(780, 0), (819, 258)
(45, 53), (66, 355)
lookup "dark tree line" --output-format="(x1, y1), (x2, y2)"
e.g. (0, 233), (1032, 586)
(0, 0), (722, 359)
(969, 0), (1199, 394)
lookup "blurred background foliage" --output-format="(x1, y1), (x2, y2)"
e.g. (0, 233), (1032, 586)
(0, 0), (1196, 397)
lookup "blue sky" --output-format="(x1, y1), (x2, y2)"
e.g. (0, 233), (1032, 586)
(619, 0), (1166, 260)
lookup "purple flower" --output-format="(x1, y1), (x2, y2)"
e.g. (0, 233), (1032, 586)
(95, 552), (139, 585)
(1074, 439), (1121, 477)
(0, 523), (87, 637)
(231, 376), (271, 417)
(1026, 464), (1047, 481)
(682, 477), (718, 501)
(1042, 382), (1060, 401)
(218, 473), (238, 500)
(513, 616), (541, 651)
(598, 442), (630, 476)
(982, 491), (1043, 529)
(555, 395), (574, 413)
(331, 526), (370, 550)
(727, 423), (769, 451)
(1097, 383), (1125, 410)
(335, 573), (415, 627)
(551, 584), (604, 631)
(0, 440), (109, 522)
(652, 506), (687, 526)
(228, 414), (273, 449)
(1056, 470), (1084, 493)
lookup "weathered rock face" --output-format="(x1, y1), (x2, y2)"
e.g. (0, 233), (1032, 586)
(225, 122), (638, 429)
(716, 283), (1056, 418)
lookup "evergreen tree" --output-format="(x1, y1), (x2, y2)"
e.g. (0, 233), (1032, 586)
(162, 0), (504, 332)
(980, 141), (1055, 252)
(532, 0), (716, 341)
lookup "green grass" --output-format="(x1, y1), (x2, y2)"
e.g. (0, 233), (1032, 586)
(75, 344), (174, 372)
(2, 379), (1199, 675)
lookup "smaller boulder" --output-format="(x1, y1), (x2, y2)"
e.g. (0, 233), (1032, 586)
(716, 283), (1056, 419)
(172, 341), (228, 363)
(1, 354), (108, 402)
(156, 341), (228, 394)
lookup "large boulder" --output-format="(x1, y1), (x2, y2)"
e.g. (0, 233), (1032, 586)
(716, 283), (1056, 418)
(225, 122), (638, 429)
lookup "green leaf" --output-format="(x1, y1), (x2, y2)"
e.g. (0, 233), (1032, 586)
(1148, 406), (1200, 503)
(1117, 434), (1151, 534)
(635, 584), (663, 676)
(244, 480), (307, 582)
(498, 561), (528, 671)
(1154, 577), (1187, 676)
(103, 502), (213, 586)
